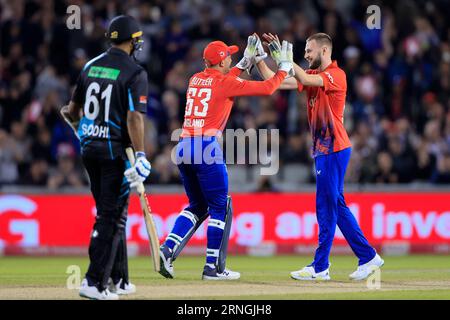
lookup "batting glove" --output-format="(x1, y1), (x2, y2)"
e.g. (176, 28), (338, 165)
(235, 34), (259, 72)
(124, 152), (151, 188)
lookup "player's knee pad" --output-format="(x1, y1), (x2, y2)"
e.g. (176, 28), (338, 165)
(167, 210), (197, 248)
(171, 210), (208, 261)
(207, 195), (232, 273)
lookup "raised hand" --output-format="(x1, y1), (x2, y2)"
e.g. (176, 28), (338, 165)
(262, 33), (282, 62)
(235, 34), (259, 71)
(263, 33), (294, 77)
(253, 33), (268, 64)
(286, 42), (295, 77)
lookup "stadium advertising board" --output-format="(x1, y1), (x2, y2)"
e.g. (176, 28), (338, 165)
(0, 193), (449, 255)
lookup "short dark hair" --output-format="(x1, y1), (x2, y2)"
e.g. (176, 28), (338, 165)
(306, 33), (333, 49)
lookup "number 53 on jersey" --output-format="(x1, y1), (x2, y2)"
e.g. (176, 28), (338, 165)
(183, 88), (211, 129)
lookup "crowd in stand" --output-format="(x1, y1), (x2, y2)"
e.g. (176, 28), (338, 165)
(1, 0), (449, 189)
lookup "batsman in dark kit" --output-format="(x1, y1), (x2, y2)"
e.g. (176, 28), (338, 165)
(61, 15), (151, 300)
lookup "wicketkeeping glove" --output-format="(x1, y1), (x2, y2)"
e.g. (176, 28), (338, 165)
(236, 34), (259, 72)
(270, 40), (294, 77)
(254, 37), (268, 64)
(286, 41), (295, 77)
(124, 152), (151, 188)
(267, 38), (282, 64)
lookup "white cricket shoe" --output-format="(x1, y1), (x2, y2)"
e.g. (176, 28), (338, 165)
(108, 278), (136, 295)
(290, 266), (331, 281)
(349, 254), (384, 280)
(202, 265), (241, 280)
(79, 279), (119, 300)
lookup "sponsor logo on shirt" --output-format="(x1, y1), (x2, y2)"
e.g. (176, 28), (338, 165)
(324, 72), (334, 84)
(139, 96), (147, 104)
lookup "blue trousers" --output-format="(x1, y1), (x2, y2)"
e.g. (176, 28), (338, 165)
(176, 137), (228, 220)
(312, 147), (376, 273)
(174, 136), (229, 265)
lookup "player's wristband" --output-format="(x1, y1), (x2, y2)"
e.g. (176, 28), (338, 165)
(135, 151), (146, 158)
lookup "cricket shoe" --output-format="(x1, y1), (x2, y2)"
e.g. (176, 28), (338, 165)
(349, 254), (384, 281)
(159, 244), (174, 279)
(108, 278), (136, 295)
(79, 279), (119, 300)
(202, 265), (241, 281)
(290, 266), (331, 281)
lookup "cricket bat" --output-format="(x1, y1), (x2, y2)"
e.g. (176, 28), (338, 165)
(125, 147), (161, 272)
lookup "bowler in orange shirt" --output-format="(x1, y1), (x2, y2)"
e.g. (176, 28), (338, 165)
(257, 33), (384, 281)
(158, 37), (294, 280)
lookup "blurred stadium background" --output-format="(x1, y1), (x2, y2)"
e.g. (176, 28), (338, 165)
(0, 0), (449, 258)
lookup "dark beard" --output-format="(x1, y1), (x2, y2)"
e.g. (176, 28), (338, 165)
(309, 56), (322, 69)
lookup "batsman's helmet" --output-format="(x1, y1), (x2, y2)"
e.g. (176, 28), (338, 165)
(106, 15), (142, 44)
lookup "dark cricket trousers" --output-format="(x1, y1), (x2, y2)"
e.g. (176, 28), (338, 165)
(82, 156), (131, 288)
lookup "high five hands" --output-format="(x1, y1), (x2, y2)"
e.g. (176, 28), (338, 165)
(262, 33), (295, 78)
(239, 32), (294, 78)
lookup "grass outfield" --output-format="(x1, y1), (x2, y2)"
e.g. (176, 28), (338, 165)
(0, 255), (449, 299)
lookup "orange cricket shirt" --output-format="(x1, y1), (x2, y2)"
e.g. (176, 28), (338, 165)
(181, 67), (286, 137)
(297, 60), (352, 157)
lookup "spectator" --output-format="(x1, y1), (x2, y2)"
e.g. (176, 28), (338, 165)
(20, 158), (49, 186)
(374, 152), (398, 184)
(416, 144), (437, 182)
(163, 20), (189, 70)
(150, 145), (180, 184)
(0, 0), (449, 187)
(281, 133), (310, 164)
(9, 120), (31, 175)
(188, 5), (222, 41)
(424, 120), (448, 159)
(224, 1), (254, 37)
(31, 128), (53, 164)
(47, 149), (85, 189)
(431, 152), (450, 183)
(387, 136), (416, 183)
(0, 129), (19, 184)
